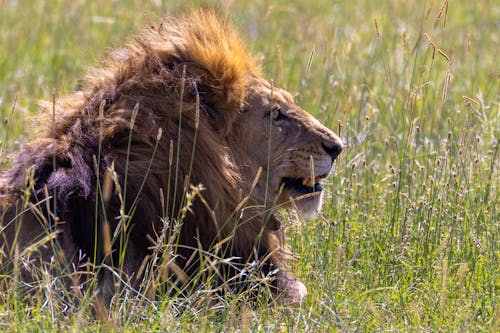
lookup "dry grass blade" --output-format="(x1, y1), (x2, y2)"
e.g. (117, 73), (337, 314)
(306, 48), (315, 75)
(374, 18), (381, 41)
(435, 0), (449, 29)
(102, 163), (114, 204)
(309, 155), (315, 184)
(438, 49), (450, 63)
(442, 70), (452, 104)
(130, 102), (139, 130)
(462, 96), (480, 107)
(20, 231), (59, 258)
(424, 33), (436, 60)
(167, 261), (188, 284)
(101, 167), (114, 257)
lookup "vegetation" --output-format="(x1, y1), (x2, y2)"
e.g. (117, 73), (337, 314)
(0, 0), (498, 331)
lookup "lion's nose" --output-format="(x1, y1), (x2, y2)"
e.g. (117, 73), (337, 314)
(321, 140), (343, 161)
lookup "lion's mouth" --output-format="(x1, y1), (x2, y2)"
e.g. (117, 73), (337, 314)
(282, 176), (325, 195)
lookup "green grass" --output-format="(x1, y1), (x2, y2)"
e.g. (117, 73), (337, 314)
(0, 0), (498, 331)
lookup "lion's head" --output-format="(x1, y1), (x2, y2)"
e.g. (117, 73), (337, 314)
(229, 78), (343, 218)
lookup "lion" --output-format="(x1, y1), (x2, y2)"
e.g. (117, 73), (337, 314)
(0, 9), (342, 304)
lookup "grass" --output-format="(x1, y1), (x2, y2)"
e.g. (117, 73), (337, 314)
(0, 0), (498, 331)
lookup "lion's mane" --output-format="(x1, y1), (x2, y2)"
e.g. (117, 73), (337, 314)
(0, 10), (285, 291)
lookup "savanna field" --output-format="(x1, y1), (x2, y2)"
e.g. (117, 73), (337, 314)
(0, 0), (498, 331)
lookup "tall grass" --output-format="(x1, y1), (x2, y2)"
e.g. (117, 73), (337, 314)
(0, 0), (498, 331)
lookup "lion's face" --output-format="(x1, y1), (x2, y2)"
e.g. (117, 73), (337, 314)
(231, 78), (343, 218)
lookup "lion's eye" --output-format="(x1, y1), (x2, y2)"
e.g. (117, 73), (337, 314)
(270, 106), (283, 121)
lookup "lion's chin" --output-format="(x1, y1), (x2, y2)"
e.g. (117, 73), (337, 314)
(293, 192), (324, 219)
(280, 178), (324, 219)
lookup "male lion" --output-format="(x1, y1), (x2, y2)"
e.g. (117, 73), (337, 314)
(0, 10), (342, 304)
